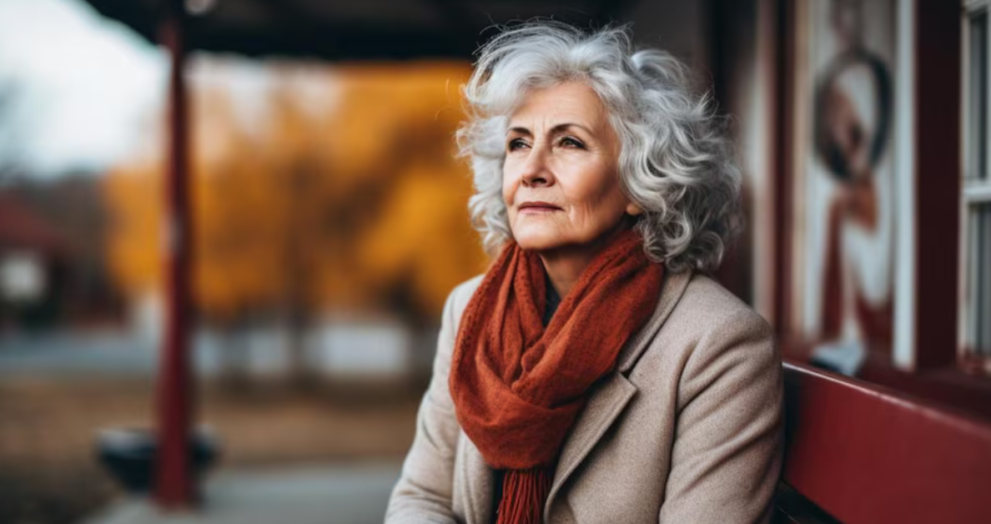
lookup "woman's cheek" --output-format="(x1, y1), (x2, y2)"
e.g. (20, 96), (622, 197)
(501, 178), (516, 208)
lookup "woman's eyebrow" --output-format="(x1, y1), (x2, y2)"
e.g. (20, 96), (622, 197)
(550, 122), (593, 135)
(506, 122), (593, 136)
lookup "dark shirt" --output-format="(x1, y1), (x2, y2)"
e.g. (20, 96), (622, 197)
(491, 276), (561, 520)
(543, 275), (562, 327)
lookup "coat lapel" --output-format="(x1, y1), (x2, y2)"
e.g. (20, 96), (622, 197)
(615, 269), (693, 374)
(458, 431), (495, 524)
(543, 371), (637, 522)
(543, 269), (693, 521)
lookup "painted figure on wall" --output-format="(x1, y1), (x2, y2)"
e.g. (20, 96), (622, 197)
(800, 0), (897, 371)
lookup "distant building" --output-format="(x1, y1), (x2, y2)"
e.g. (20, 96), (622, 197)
(0, 192), (68, 330)
(0, 186), (123, 332)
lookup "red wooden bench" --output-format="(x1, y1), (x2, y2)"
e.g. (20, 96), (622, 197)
(774, 361), (991, 523)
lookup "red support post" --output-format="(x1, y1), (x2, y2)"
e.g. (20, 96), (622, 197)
(911, 0), (961, 369)
(154, 0), (197, 509)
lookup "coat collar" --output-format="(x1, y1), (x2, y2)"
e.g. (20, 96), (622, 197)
(458, 269), (694, 524)
(616, 268), (693, 373)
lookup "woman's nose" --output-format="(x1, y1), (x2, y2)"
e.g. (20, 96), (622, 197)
(520, 148), (553, 187)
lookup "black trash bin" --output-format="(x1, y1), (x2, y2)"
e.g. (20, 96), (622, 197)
(96, 426), (220, 495)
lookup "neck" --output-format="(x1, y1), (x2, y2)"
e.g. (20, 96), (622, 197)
(538, 222), (632, 298)
(539, 249), (594, 298)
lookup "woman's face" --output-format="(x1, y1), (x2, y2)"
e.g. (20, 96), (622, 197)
(503, 81), (639, 253)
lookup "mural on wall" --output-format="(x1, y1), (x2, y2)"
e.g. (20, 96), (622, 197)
(791, 0), (898, 373)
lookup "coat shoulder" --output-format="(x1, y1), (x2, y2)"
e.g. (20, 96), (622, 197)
(631, 272), (780, 412)
(444, 274), (485, 331)
(450, 274), (484, 313)
(630, 272), (776, 374)
(673, 272), (772, 336)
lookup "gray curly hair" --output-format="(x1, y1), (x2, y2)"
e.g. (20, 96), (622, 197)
(456, 21), (742, 273)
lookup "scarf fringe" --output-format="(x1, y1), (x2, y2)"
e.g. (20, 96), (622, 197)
(496, 468), (553, 524)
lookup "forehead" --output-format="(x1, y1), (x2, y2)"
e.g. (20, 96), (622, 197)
(508, 81), (609, 128)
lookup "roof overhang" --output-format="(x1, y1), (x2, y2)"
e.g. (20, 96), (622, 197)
(82, 0), (636, 60)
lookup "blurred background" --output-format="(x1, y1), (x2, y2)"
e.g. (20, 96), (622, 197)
(0, 0), (986, 523)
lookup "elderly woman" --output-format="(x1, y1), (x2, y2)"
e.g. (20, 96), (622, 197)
(386, 22), (783, 524)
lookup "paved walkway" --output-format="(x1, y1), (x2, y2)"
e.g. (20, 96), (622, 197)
(84, 462), (402, 524)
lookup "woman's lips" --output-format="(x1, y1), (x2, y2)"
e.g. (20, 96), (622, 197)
(518, 201), (562, 213)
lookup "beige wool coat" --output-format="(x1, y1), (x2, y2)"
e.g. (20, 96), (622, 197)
(385, 269), (784, 524)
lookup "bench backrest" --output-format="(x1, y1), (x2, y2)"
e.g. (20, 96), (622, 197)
(776, 361), (991, 524)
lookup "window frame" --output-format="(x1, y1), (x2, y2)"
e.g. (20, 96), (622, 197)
(960, 0), (991, 373)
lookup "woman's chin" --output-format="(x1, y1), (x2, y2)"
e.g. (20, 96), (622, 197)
(513, 233), (568, 253)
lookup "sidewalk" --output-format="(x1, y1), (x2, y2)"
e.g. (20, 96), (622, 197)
(84, 462), (402, 524)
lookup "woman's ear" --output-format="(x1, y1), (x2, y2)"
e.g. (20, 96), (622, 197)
(625, 201), (643, 216)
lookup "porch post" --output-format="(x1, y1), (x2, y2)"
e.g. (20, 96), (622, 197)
(154, 0), (197, 508)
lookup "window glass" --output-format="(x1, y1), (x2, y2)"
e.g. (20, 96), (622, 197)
(969, 11), (987, 180)
(972, 203), (991, 356)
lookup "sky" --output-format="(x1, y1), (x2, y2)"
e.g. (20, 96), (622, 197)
(0, 0), (341, 179)
(0, 0), (166, 177)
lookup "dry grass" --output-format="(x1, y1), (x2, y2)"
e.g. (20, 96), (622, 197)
(0, 376), (422, 524)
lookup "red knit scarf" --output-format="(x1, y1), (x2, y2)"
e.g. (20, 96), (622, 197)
(449, 228), (665, 524)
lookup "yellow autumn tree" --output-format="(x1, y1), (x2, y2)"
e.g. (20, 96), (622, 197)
(104, 60), (487, 327)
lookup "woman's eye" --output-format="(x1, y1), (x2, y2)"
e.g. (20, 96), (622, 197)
(508, 138), (528, 151)
(560, 136), (585, 148)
